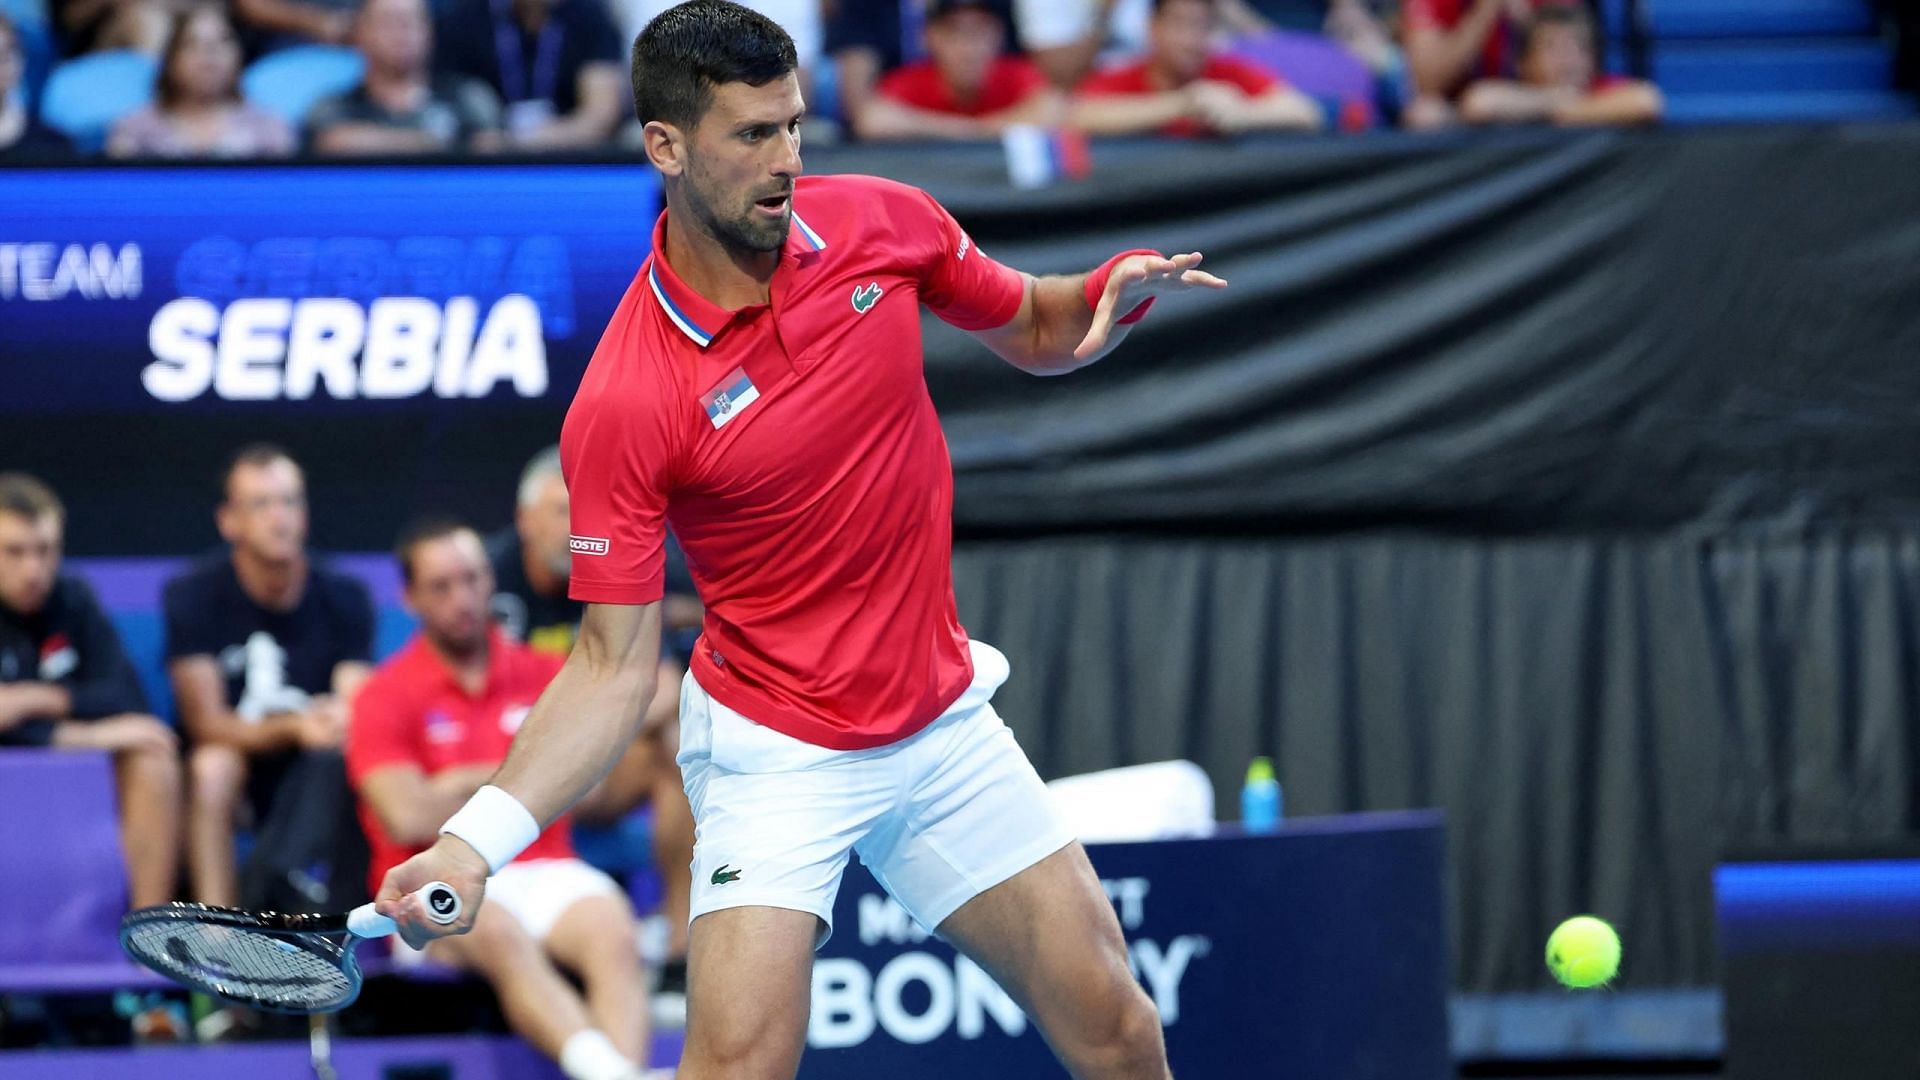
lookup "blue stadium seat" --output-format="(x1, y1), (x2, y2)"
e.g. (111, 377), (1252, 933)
(0, 0), (47, 33)
(1662, 88), (1918, 124)
(1652, 40), (1894, 94)
(241, 45), (364, 128)
(37, 50), (156, 152)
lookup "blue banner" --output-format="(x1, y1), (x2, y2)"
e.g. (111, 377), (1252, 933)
(804, 815), (1452, 1080)
(0, 164), (660, 414)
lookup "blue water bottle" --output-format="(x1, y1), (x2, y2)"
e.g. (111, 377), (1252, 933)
(1241, 756), (1282, 834)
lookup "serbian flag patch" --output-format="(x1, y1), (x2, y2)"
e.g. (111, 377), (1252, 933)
(700, 367), (760, 430)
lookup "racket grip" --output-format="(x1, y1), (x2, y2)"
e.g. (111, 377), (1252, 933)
(347, 905), (395, 939)
(344, 881), (463, 938)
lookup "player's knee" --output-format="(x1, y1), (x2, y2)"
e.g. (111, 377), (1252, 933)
(1063, 981), (1166, 1075)
(188, 744), (245, 805)
(684, 1018), (803, 1080)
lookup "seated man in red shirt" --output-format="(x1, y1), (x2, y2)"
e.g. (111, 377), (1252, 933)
(348, 520), (652, 1080)
(856, 0), (1063, 140)
(1072, 0), (1323, 137)
(1460, 2), (1661, 126)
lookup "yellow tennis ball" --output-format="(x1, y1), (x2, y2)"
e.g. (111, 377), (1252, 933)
(1546, 915), (1620, 989)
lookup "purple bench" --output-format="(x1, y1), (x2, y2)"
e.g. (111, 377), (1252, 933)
(0, 750), (171, 993)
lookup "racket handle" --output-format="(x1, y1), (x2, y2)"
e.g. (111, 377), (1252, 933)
(345, 881), (463, 939)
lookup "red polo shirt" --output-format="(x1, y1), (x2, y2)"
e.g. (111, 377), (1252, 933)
(562, 174), (1025, 750)
(1405, 0), (1550, 91)
(347, 629), (574, 895)
(1076, 57), (1282, 138)
(878, 56), (1051, 117)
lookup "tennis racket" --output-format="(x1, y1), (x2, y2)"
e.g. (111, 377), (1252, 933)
(118, 882), (463, 1014)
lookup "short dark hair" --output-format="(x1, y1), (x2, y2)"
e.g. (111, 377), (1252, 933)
(1521, 2), (1598, 57)
(222, 443), (300, 503)
(0, 472), (63, 523)
(1151, 0), (1215, 15)
(630, 0), (798, 129)
(394, 517), (478, 586)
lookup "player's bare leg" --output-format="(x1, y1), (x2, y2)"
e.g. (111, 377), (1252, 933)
(676, 905), (817, 1080)
(186, 742), (246, 906)
(939, 844), (1172, 1080)
(429, 900), (600, 1062)
(546, 892), (651, 1062)
(107, 717), (184, 907)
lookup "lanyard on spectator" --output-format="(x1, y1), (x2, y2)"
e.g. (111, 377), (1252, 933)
(493, 0), (565, 104)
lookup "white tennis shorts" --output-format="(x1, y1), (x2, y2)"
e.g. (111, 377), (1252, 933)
(393, 857), (623, 966)
(677, 639), (1074, 947)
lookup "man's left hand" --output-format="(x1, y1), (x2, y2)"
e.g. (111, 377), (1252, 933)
(1075, 252), (1229, 360)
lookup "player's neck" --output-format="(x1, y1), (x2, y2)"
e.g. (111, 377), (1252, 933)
(232, 549), (307, 612)
(660, 197), (779, 309)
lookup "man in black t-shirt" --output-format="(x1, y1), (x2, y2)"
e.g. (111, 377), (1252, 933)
(307, 0), (504, 154)
(165, 446), (374, 913)
(487, 444), (700, 984)
(0, 473), (181, 910)
(436, 0), (627, 149)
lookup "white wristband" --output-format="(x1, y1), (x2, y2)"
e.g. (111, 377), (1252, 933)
(440, 785), (540, 875)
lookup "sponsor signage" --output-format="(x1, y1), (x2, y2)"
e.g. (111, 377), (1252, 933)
(804, 817), (1452, 1080)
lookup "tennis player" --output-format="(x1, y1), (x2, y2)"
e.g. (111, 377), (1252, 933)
(378, 3), (1223, 1077)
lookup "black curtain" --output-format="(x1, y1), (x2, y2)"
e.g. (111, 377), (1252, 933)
(953, 533), (1920, 992)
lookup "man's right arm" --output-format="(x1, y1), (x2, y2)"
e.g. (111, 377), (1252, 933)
(488, 601), (662, 824)
(169, 656), (309, 753)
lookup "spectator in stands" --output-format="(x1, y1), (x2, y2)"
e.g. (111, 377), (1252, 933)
(107, 6), (295, 158)
(854, 0), (1063, 140)
(1399, 0), (1538, 126)
(351, 520), (652, 1080)
(0, 14), (72, 157)
(1016, 0), (1271, 87)
(49, 0), (183, 54)
(1073, 0), (1324, 135)
(166, 445), (374, 920)
(1459, 2), (1658, 125)
(307, 0), (502, 155)
(434, 0), (625, 150)
(230, 0), (352, 53)
(0, 473), (181, 911)
(487, 445), (697, 992)
(824, 0), (1014, 138)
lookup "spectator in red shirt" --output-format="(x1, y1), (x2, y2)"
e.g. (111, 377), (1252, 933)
(1072, 0), (1323, 137)
(1460, 2), (1660, 126)
(349, 520), (652, 1080)
(1403, 0), (1541, 98)
(857, 0), (1064, 141)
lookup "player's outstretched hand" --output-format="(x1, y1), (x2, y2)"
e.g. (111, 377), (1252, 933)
(1075, 251), (1228, 360)
(375, 835), (488, 949)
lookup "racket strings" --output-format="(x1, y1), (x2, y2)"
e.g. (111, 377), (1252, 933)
(123, 919), (354, 1011)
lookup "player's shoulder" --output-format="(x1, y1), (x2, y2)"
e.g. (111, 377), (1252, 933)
(498, 635), (565, 687)
(797, 173), (944, 228)
(795, 174), (956, 262)
(51, 573), (105, 618)
(162, 551), (234, 608)
(310, 562), (374, 613)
